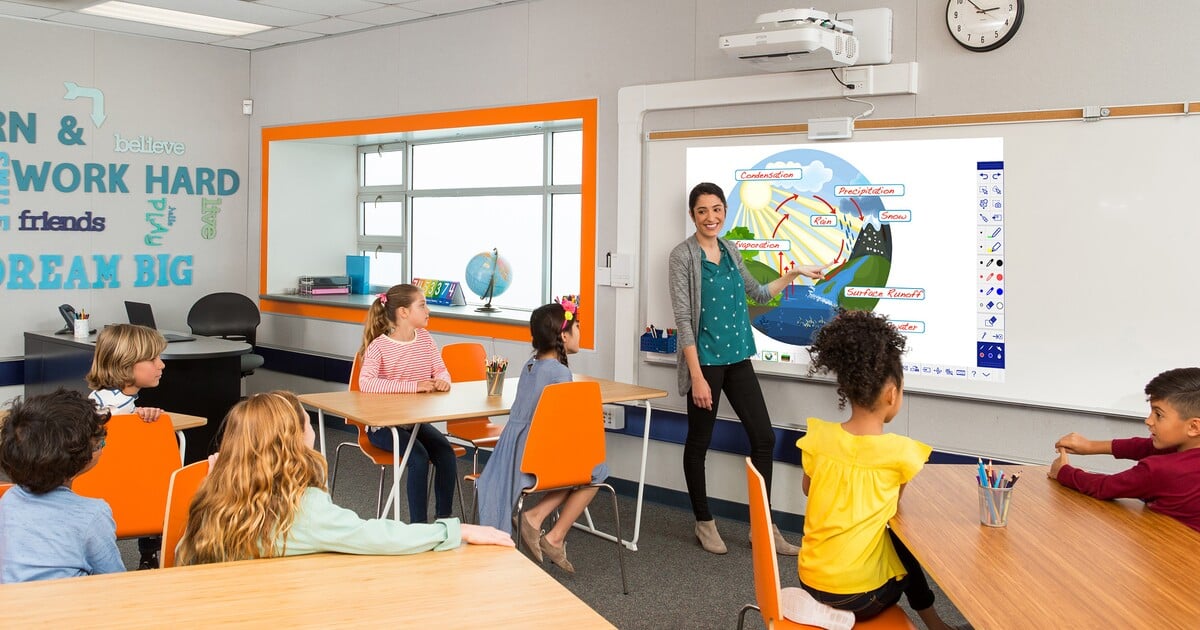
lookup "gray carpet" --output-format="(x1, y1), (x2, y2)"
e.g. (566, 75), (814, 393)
(111, 426), (971, 629)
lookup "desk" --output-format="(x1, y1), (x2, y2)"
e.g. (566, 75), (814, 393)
(0, 546), (614, 628)
(299, 375), (666, 550)
(23, 330), (249, 463)
(889, 464), (1200, 629)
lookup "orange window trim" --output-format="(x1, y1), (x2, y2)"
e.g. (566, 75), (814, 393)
(260, 99), (597, 348)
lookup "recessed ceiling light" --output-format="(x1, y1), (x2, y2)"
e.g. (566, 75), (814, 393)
(80, 1), (270, 37)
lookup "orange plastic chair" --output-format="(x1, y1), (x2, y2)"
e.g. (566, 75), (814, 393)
(73, 413), (183, 539)
(330, 353), (466, 518)
(441, 342), (504, 473)
(738, 458), (917, 630)
(159, 460), (210, 568)
(0, 483), (12, 497)
(515, 380), (628, 594)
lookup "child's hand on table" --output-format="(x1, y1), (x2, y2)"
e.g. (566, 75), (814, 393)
(135, 407), (163, 422)
(460, 524), (517, 547)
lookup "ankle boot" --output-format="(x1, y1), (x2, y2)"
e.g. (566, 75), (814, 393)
(772, 524), (800, 556)
(695, 519), (727, 554)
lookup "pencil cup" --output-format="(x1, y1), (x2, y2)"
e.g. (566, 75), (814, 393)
(73, 319), (90, 339)
(485, 370), (504, 397)
(977, 485), (1013, 527)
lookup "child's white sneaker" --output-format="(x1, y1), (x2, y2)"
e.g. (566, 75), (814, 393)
(780, 587), (855, 630)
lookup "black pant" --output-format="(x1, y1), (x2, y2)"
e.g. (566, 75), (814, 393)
(801, 529), (937, 621)
(684, 360), (776, 521)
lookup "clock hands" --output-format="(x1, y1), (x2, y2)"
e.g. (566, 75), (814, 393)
(966, 1), (1002, 15)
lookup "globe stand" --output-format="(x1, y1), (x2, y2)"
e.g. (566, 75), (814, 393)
(474, 249), (502, 313)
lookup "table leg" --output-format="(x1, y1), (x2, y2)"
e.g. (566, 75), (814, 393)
(316, 409), (327, 459)
(386, 426), (420, 521)
(570, 400), (652, 551)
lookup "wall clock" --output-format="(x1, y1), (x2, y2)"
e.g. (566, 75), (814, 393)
(946, 0), (1024, 51)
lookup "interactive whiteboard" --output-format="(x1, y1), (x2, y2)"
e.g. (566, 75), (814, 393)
(643, 114), (1200, 417)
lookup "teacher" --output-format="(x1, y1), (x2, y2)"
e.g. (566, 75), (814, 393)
(668, 182), (830, 556)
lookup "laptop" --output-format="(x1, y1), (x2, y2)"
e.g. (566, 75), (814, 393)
(124, 301), (195, 343)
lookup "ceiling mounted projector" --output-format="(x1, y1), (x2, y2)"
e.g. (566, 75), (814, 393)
(719, 7), (892, 73)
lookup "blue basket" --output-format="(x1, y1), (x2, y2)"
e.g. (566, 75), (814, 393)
(640, 333), (677, 353)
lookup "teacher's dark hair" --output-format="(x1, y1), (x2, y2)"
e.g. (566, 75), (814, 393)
(688, 182), (727, 215)
(807, 310), (907, 410)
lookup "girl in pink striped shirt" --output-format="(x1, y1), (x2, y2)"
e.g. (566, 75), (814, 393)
(357, 284), (459, 523)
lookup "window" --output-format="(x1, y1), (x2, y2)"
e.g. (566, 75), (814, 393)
(357, 124), (583, 311)
(261, 99), (596, 347)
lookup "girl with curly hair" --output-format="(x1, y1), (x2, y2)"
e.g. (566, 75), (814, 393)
(797, 310), (950, 629)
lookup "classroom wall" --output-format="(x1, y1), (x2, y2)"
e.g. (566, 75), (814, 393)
(0, 19), (251, 360)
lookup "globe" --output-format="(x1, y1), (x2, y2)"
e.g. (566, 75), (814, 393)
(464, 250), (513, 307)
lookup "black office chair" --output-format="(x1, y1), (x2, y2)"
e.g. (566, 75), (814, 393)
(186, 292), (266, 377)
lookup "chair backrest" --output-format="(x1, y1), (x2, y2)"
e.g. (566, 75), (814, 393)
(73, 413), (183, 538)
(0, 483), (12, 498)
(160, 461), (209, 568)
(442, 342), (487, 381)
(746, 457), (785, 625)
(349, 352), (364, 392)
(441, 343), (492, 432)
(520, 381), (604, 491)
(186, 292), (261, 346)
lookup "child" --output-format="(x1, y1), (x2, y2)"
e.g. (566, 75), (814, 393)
(796, 310), (951, 629)
(86, 323), (167, 422)
(85, 322), (168, 569)
(175, 391), (512, 564)
(0, 389), (124, 582)
(1050, 367), (1200, 533)
(475, 298), (601, 573)
(357, 283), (459, 524)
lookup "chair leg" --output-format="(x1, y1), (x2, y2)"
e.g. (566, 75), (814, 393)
(455, 473), (466, 519)
(737, 604), (761, 630)
(469, 478), (479, 524)
(599, 483), (629, 594)
(514, 494), (528, 553)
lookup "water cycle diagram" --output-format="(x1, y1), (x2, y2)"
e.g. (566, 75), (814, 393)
(723, 147), (898, 346)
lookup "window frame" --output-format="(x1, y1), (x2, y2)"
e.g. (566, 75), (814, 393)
(259, 99), (597, 349)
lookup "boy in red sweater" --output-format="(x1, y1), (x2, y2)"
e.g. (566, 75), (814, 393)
(1050, 367), (1200, 533)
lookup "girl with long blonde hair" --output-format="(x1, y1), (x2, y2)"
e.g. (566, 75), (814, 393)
(175, 391), (511, 565)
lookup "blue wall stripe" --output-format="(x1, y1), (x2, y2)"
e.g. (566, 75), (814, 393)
(0, 360), (22, 388)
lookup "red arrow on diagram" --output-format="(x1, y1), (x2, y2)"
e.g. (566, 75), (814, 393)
(771, 214), (789, 238)
(774, 193), (798, 213)
(849, 197), (864, 220)
(813, 194), (836, 213)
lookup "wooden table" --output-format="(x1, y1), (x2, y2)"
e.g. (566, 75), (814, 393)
(889, 464), (1200, 629)
(299, 375), (666, 550)
(0, 546), (614, 628)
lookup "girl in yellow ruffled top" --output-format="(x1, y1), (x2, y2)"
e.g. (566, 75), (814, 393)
(796, 310), (951, 629)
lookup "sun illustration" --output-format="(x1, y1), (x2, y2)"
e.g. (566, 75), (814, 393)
(739, 180), (773, 211)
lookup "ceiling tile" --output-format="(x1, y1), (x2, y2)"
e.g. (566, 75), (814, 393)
(340, 4), (429, 26)
(291, 16), (375, 35)
(255, 0), (384, 17)
(247, 27), (326, 44)
(209, 36), (277, 50)
(397, 0), (496, 16)
(0, 1), (60, 19)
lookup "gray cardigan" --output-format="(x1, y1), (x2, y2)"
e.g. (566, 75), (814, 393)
(667, 235), (773, 396)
